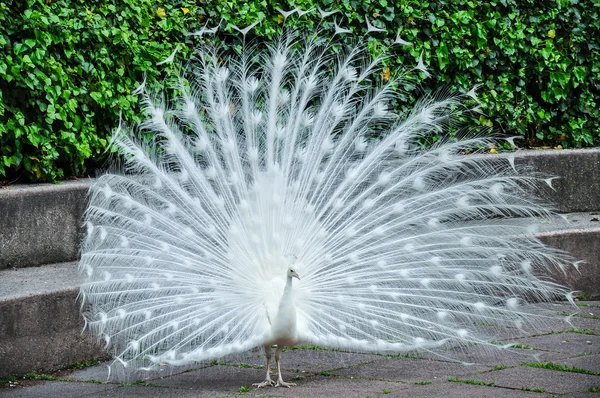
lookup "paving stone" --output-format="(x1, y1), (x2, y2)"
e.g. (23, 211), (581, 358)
(331, 357), (489, 382)
(419, 344), (571, 367)
(464, 366), (600, 394)
(85, 385), (225, 397)
(557, 354), (600, 373)
(151, 364), (302, 392)
(561, 393), (600, 398)
(516, 332), (599, 355)
(67, 361), (194, 383)
(246, 376), (406, 398)
(0, 381), (117, 398)
(400, 381), (550, 398)
(234, 348), (384, 372)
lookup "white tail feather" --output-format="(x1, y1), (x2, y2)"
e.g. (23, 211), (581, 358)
(80, 30), (573, 372)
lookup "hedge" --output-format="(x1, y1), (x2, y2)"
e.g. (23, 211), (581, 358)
(0, 0), (598, 182)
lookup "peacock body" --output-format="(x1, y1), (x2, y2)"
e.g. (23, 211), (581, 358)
(79, 26), (573, 386)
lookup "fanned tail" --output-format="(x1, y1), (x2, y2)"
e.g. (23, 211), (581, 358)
(79, 30), (574, 372)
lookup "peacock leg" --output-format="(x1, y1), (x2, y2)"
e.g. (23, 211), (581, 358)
(252, 344), (275, 388)
(274, 345), (296, 388)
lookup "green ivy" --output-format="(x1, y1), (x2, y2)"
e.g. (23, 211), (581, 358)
(0, 0), (598, 182)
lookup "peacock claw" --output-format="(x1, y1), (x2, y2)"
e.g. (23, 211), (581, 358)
(252, 379), (275, 388)
(275, 380), (296, 388)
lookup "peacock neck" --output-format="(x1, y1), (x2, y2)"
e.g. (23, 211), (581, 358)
(284, 275), (293, 294)
(281, 275), (296, 304)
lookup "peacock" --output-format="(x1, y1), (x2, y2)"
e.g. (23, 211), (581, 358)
(79, 21), (575, 388)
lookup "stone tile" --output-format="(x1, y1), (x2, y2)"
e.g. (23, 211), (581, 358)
(516, 333), (599, 355)
(401, 381), (549, 398)
(67, 361), (193, 383)
(235, 348), (384, 372)
(332, 357), (489, 382)
(419, 344), (571, 367)
(557, 354), (600, 373)
(151, 364), (303, 393)
(0, 381), (117, 398)
(250, 376), (406, 398)
(465, 366), (599, 394)
(85, 386), (224, 397)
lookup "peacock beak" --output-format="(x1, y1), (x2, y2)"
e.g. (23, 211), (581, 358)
(295, 273), (301, 280)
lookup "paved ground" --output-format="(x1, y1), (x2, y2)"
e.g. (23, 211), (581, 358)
(1, 301), (599, 398)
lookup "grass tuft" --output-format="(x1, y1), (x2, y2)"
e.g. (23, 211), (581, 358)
(520, 387), (545, 392)
(70, 360), (101, 369)
(521, 361), (600, 376)
(448, 376), (495, 387)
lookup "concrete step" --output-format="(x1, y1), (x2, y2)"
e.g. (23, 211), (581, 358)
(0, 214), (599, 379)
(1, 149), (599, 379)
(1, 180), (92, 270)
(1, 149), (599, 270)
(0, 262), (105, 378)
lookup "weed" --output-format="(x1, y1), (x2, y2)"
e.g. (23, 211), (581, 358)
(70, 360), (101, 369)
(236, 363), (252, 368)
(511, 344), (536, 350)
(537, 328), (596, 336)
(588, 386), (600, 393)
(448, 376), (495, 387)
(414, 381), (432, 385)
(319, 371), (332, 376)
(521, 387), (545, 392)
(23, 372), (56, 381)
(291, 375), (306, 381)
(0, 377), (17, 386)
(492, 365), (508, 371)
(239, 385), (251, 393)
(285, 345), (341, 352)
(382, 389), (391, 394)
(521, 361), (600, 376)
(557, 328), (595, 335)
(386, 352), (418, 359)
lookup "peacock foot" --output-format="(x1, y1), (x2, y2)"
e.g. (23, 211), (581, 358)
(252, 378), (275, 388)
(274, 380), (297, 388)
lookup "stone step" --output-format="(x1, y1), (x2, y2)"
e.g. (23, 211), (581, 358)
(1, 149), (599, 378)
(0, 213), (599, 378)
(1, 180), (92, 270)
(0, 262), (105, 378)
(1, 149), (599, 270)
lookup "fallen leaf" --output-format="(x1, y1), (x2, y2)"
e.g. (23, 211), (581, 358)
(181, 7), (189, 15)
(548, 29), (556, 38)
(157, 8), (166, 18)
(380, 67), (391, 81)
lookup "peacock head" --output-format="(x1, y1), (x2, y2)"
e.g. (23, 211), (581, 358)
(287, 267), (301, 280)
